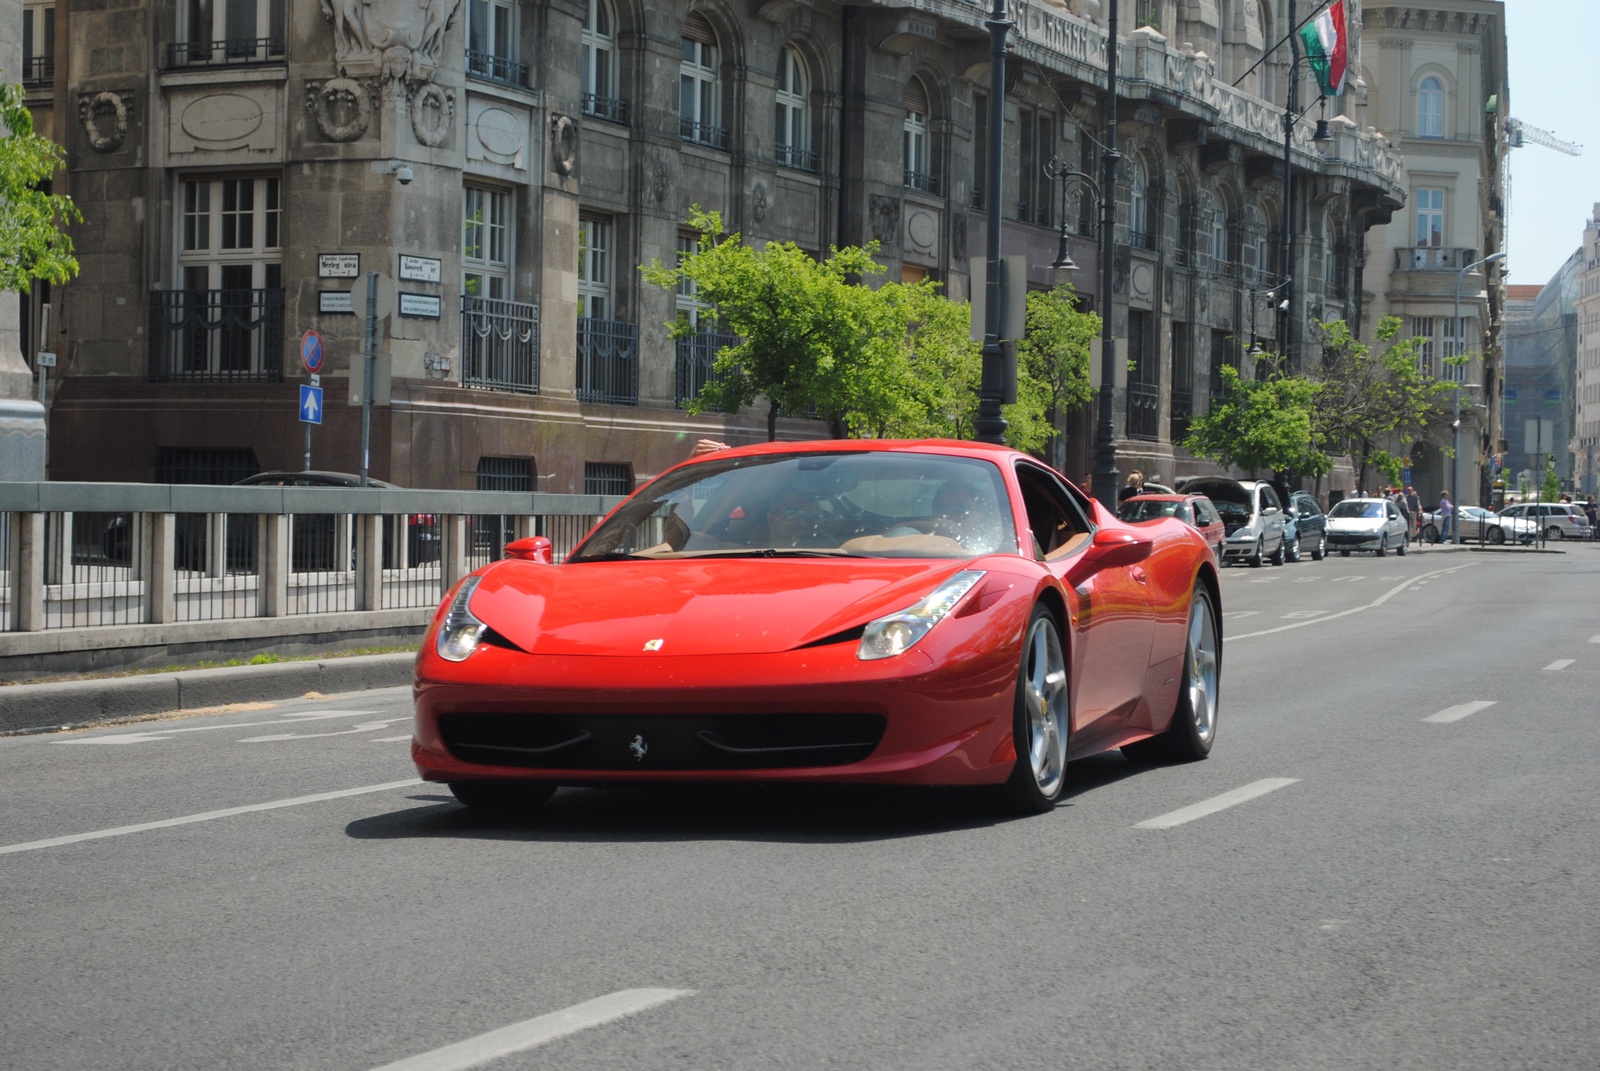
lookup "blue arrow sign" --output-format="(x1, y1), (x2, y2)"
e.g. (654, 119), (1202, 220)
(299, 384), (323, 425)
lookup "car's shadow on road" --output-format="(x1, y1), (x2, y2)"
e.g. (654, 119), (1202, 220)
(346, 752), (1148, 845)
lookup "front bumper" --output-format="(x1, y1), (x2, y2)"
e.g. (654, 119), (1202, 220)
(1326, 530), (1385, 548)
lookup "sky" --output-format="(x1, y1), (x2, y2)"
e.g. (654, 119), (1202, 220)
(1501, 0), (1599, 287)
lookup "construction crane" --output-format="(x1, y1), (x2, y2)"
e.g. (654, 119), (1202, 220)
(1506, 118), (1582, 156)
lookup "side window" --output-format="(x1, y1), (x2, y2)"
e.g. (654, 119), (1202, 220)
(1194, 499), (1218, 525)
(1259, 486), (1281, 511)
(1015, 464), (1090, 560)
(1295, 495), (1320, 517)
(1174, 504), (1194, 524)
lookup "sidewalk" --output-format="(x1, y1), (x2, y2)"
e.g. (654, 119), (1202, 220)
(0, 651), (416, 735)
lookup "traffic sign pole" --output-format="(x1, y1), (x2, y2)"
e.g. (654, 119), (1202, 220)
(299, 330), (325, 472)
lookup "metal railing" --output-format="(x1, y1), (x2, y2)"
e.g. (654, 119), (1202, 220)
(583, 94), (628, 124)
(904, 170), (939, 195)
(461, 296), (539, 394)
(1128, 229), (1155, 251)
(148, 289), (284, 383)
(1397, 246), (1479, 272)
(576, 318), (639, 405)
(775, 144), (818, 172)
(1170, 390), (1192, 445)
(466, 49), (529, 88)
(167, 37), (285, 67)
(0, 483), (624, 641)
(23, 55), (53, 86)
(676, 330), (738, 410)
(1126, 383), (1160, 441)
(680, 119), (730, 150)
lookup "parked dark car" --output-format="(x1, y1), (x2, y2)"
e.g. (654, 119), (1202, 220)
(234, 471), (439, 569)
(1285, 491), (1328, 561)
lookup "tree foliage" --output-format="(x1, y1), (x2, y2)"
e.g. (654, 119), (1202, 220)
(1016, 286), (1098, 466)
(1182, 365), (1326, 477)
(643, 208), (1047, 448)
(0, 78), (79, 292)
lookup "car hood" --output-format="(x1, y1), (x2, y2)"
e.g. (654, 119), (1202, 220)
(1327, 516), (1386, 531)
(466, 558), (988, 656)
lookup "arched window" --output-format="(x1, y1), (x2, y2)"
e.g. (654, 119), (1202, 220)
(1130, 161), (1150, 248)
(775, 47), (813, 171)
(903, 77), (933, 193)
(1419, 76), (1444, 138)
(1210, 194), (1230, 269)
(679, 13), (725, 149)
(582, 0), (622, 122)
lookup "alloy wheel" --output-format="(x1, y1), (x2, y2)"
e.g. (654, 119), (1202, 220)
(1186, 594), (1220, 746)
(1022, 615), (1070, 798)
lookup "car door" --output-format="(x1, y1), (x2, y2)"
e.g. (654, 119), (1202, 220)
(1258, 485), (1286, 551)
(1015, 463), (1152, 746)
(1192, 497), (1224, 557)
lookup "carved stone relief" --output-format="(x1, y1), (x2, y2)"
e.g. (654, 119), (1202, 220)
(951, 214), (968, 264)
(306, 77), (376, 142)
(869, 195), (899, 246)
(467, 100), (528, 169)
(409, 83), (452, 147)
(549, 114), (578, 176)
(320, 0), (463, 86)
(750, 182), (770, 223)
(170, 86), (280, 156)
(79, 90), (132, 153)
(650, 156), (671, 203)
(905, 208), (938, 256)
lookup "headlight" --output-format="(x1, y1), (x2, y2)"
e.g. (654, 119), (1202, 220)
(858, 570), (986, 661)
(436, 576), (487, 662)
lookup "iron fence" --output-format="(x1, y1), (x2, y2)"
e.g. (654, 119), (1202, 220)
(775, 144), (819, 172)
(676, 330), (737, 410)
(904, 170), (940, 195)
(148, 288), (284, 383)
(576, 318), (639, 405)
(1170, 390), (1192, 445)
(466, 50), (529, 87)
(167, 37), (285, 67)
(461, 296), (539, 394)
(23, 55), (53, 85)
(679, 120), (730, 150)
(1126, 383), (1160, 441)
(583, 95), (628, 124)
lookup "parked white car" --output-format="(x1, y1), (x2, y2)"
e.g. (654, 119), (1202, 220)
(1497, 502), (1592, 541)
(1326, 497), (1409, 557)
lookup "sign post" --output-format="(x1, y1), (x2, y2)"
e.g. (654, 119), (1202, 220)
(300, 330), (325, 470)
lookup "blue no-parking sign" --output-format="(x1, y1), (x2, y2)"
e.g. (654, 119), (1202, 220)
(300, 330), (325, 374)
(299, 384), (324, 425)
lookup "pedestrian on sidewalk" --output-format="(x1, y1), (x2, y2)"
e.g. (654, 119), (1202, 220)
(1404, 484), (1422, 535)
(1118, 470), (1145, 504)
(1439, 491), (1454, 542)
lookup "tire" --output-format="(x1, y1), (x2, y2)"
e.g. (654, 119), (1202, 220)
(448, 780), (557, 814)
(1488, 526), (1506, 545)
(1249, 539), (1264, 568)
(1420, 523), (1440, 544)
(1546, 526), (1564, 541)
(1000, 606), (1072, 815)
(1123, 586), (1220, 764)
(1269, 536), (1285, 566)
(1375, 535), (1388, 558)
(1310, 531), (1326, 561)
(1285, 533), (1301, 563)
(1396, 533), (1407, 556)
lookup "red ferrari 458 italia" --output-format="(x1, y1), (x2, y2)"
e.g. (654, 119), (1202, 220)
(412, 441), (1222, 814)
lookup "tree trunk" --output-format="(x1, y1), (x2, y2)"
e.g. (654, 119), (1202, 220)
(767, 399), (779, 442)
(829, 412), (847, 439)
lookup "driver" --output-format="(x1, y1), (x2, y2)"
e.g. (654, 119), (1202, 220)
(765, 492), (828, 548)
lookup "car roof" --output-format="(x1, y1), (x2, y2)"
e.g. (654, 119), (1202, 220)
(1124, 494), (1185, 502)
(235, 470), (402, 488)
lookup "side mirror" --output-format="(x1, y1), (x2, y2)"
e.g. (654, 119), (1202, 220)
(504, 536), (554, 564)
(1085, 528), (1153, 568)
(1263, 506), (1280, 516)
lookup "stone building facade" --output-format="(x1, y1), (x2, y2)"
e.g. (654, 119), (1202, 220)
(1356, 1), (1509, 506)
(19, 0), (1403, 491)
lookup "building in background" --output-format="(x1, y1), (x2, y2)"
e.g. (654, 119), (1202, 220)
(1357, 1), (1509, 506)
(1502, 254), (1577, 493)
(1573, 206), (1600, 496)
(17, 0), (1404, 490)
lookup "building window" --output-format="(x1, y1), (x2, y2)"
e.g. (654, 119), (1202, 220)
(22, 4), (54, 85)
(175, 0), (285, 65)
(903, 77), (934, 193)
(582, 0), (625, 122)
(584, 462), (633, 496)
(1018, 107), (1052, 226)
(463, 186), (511, 300)
(467, 0), (527, 87)
(1442, 316), (1467, 381)
(1129, 160), (1150, 248)
(1209, 196), (1230, 270)
(578, 217), (612, 321)
(775, 47), (814, 172)
(476, 456), (534, 492)
(1415, 188), (1444, 247)
(676, 234), (710, 328)
(1419, 77), (1444, 138)
(179, 176), (282, 291)
(679, 14), (725, 149)
(1411, 317), (1437, 377)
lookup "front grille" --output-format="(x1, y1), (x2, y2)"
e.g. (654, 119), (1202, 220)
(438, 712), (887, 771)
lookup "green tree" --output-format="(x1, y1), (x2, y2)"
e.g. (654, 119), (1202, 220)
(1308, 317), (1455, 489)
(0, 78), (79, 291)
(1182, 365), (1327, 477)
(1015, 285), (1097, 468)
(1539, 464), (1560, 503)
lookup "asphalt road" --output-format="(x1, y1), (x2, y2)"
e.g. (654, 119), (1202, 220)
(2, 542), (1597, 1071)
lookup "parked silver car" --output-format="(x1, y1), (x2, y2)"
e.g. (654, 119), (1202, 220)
(1418, 505), (1535, 545)
(1326, 497), (1409, 557)
(1178, 477), (1289, 567)
(1496, 502), (1592, 541)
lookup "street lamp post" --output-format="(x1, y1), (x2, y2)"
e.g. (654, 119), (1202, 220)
(1452, 250), (1506, 542)
(1091, 0), (1121, 512)
(1277, 0), (1299, 365)
(973, 0), (1013, 445)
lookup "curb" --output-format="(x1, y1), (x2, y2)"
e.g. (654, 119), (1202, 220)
(0, 651), (418, 735)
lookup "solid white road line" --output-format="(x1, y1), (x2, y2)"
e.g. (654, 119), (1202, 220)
(1229, 564), (1477, 640)
(1423, 701), (1497, 724)
(53, 710), (383, 745)
(1543, 659), (1575, 671)
(1135, 778), (1299, 829)
(367, 989), (694, 1071)
(0, 779), (421, 857)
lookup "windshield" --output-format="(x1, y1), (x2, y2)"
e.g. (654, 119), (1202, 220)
(1329, 501), (1385, 520)
(569, 451), (1018, 561)
(1119, 499), (1191, 523)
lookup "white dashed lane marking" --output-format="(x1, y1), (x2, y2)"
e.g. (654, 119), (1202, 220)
(366, 989), (694, 1071)
(1543, 659), (1575, 672)
(1135, 778), (1299, 829)
(1423, 701), (1497, 724)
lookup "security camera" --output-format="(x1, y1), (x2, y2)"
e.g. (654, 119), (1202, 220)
(396, 165), (414, 185)
(1277, 298), (1290, 312)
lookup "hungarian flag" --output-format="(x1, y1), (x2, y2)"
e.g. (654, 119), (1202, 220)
(1299, 0), (1349, 97)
